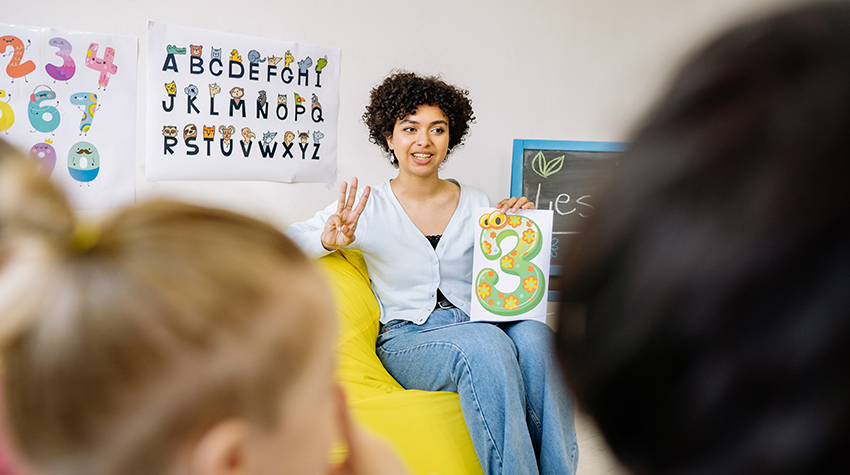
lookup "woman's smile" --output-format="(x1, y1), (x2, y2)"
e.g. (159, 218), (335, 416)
(411, 152), (433, 164)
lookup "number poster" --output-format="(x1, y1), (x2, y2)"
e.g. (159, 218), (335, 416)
(1, 23), (137, 210)
(146, 22), (340, 182)
(470, 208), (554, 323)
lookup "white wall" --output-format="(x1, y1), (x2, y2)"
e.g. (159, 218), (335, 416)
(9, 0), (800, 228)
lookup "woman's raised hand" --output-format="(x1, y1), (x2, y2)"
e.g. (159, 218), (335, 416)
(321, 177), (370, 251)
(495, 196), (535, 213)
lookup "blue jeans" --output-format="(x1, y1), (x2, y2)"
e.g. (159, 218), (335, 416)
(376, 307), (578, 475)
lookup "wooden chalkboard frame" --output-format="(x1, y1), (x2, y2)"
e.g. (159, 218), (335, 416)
(511, 139), (628, 301)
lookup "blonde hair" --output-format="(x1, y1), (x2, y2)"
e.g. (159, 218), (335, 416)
(0, 141), (326, 475)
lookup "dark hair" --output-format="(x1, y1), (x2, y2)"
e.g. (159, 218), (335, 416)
(362, 71), (475, 167)
(556, 3), (850, 474)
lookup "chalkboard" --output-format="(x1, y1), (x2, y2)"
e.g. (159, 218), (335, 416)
(511, 139), (628, 299)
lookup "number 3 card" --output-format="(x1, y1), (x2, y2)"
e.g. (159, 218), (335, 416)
(470, 208), (554, 323)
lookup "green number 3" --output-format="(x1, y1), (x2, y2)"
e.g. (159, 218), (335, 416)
(475, 210), (545, 316)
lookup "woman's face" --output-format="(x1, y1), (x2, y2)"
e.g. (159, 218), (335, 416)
(386, 104), (450, 178)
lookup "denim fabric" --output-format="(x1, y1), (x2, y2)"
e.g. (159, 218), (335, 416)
(376, 308), (578, 475)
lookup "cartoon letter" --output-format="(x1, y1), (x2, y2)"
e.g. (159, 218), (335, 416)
(184, 84), (199, 100)
(247, 50), (265, 64)
(218, 125), (234, 142)
(183, 124), (197, 141)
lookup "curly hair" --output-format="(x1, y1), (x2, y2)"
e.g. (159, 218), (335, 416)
(363, 71), (475, 167)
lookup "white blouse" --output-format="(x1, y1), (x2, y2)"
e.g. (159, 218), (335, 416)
(285, 180), (490, 324)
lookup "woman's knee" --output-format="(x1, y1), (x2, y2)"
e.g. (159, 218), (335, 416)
(504, 320), (554, 350)
(450, 324), (522, 376)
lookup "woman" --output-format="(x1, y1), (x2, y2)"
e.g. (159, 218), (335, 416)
(286, 72), (577, 475)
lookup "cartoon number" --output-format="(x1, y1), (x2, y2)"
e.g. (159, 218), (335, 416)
(30, 140), (56, 176)
(0, 90), (14, 133)
(475, 210), (546, 316)
(0, 36), (35, 82)
(45, 37), (76, 82)
(28, 85), (61, 134)
(67, 141), (100, 186)
(85, 43), (118, 90)
(69, 92), (98, 135)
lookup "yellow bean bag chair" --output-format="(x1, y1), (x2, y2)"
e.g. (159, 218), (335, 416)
(319, 249), (484, 475)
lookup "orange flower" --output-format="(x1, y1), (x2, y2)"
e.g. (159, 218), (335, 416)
(482, 241), (492, 254)
(503, 295), (519, 310)
(490, 231), (497, 239)
(478, 282), (492, 300)
(523, 275), (538, 293)
(507, 216), (523, 228)
(522, 229), (536, 244)
(501, 255), (514, 269)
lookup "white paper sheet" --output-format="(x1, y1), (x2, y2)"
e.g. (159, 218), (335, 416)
(470, 208), (554, 323)
(145, 21), (339, 183)
(1, 24), (137, 210)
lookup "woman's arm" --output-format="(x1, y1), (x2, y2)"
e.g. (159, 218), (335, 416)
(321, 178), (370, 251)
(284, 178), (370, 258)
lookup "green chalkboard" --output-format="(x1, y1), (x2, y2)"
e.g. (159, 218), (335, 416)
(511, 140), (627, 236)
(511, 140), (627, 299)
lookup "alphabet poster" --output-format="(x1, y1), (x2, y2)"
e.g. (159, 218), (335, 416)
(145, 22), (340, 182)
(470, 208), (554, 323)
(1, 24), (137, 210)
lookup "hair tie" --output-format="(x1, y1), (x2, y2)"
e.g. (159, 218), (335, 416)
(70, 223), (101, 253)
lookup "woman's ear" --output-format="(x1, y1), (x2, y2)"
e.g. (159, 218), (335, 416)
(188, 418), (252, 475)
(385, 134), (394, 152)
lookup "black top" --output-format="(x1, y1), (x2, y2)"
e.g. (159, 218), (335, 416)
(426, 235), (449, 305)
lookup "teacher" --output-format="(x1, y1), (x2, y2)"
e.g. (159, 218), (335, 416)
(286, 71), (577, 475)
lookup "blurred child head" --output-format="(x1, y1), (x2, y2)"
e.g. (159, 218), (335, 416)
(557, 2), (850, 474)
(0, 141), (341, 475)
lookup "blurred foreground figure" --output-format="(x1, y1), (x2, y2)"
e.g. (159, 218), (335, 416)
(0, 140), (409, 475)
(557, 2), (850, 474)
